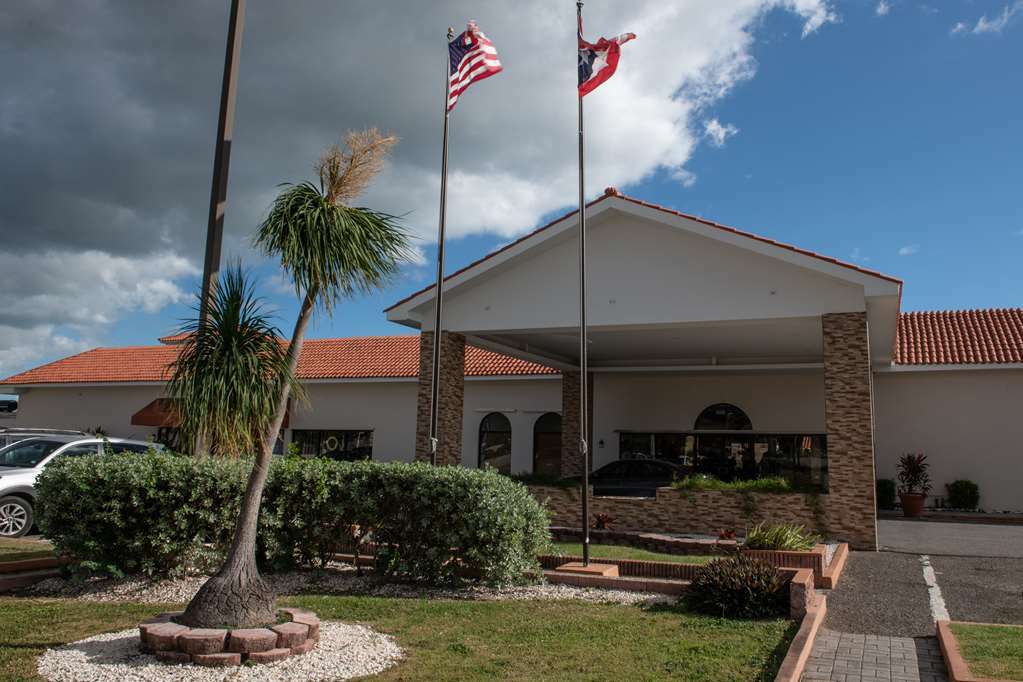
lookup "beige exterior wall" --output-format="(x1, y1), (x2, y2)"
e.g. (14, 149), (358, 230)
(8, 385), (164, 441)
(874, 368), (1023, 512)
(592, 370), (826, 469)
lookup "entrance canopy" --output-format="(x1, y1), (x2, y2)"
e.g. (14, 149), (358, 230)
(387, 191), (902, 371)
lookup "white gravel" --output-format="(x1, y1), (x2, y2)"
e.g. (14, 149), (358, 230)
(26, 567), (667, 606)
(37, 621), (403, 682)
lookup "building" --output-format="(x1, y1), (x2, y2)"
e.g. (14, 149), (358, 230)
(3, 189), (1021, 549)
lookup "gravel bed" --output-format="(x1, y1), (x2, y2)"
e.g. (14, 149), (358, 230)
(25, 567), (668, 606)
(37, 621), (403, 681)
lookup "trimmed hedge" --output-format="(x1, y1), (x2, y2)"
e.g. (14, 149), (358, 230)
(36, 454), (551, 585)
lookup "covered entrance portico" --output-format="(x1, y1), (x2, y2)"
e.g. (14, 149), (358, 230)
(386, 190), (902, 549)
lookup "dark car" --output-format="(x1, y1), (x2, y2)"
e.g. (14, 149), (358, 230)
(582, 459), (686, 497)
(0, 400), (17, 413)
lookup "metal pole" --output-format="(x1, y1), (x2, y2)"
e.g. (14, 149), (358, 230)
(576, 0), (590, 566)
(199, 0), (246, 326)
(428, 28), (455, 467)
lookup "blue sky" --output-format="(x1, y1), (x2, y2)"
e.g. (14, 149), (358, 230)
(5, 1), (1022, 383)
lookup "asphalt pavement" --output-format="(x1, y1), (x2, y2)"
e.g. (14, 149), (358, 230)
(878, 519), (1023, 558)
(929, 555), (1023, 624)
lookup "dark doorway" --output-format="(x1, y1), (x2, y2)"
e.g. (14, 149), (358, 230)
(532, 412), (562, 477)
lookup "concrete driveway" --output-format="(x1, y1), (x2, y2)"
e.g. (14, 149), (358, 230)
(878, 519), (1023, 558)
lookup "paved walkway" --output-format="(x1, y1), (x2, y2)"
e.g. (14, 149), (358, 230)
(802, 629), (948, 682)
(879, 519), (1023, 558)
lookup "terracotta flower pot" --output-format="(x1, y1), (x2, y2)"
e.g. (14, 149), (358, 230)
(899, 492), (926, 518)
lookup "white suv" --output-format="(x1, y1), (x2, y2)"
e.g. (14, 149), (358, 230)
(0, 436), (159, 538)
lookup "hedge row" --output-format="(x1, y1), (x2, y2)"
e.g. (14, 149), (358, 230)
(36, 454), (551, 585)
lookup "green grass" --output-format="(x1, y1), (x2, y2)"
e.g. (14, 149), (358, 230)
(671, 475), (795, 493)
(0, 595), (795, 681)
(0, 538), (54, 563)
(950, 622), (1023, 680)
(550, 542), (716, 564)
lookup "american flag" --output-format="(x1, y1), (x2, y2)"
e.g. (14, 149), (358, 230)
(578, 14), (635, 97)
(447, 21), (502, 112)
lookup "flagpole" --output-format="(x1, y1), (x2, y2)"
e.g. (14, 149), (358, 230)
(576, 0), (591, 567)
(428, 27), (455, 467)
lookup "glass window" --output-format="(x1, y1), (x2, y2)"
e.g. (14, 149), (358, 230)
(693, 403), (753, 431)
(290, 429), (373, 461)
(0, 439), (65, 468)
(479, 413), (511, 474)
(102, 442), (150, 455)
(619, 433), (652, 459)
(532, 413), (561, 478)
(61, 443), (101, 458)
(653, 433), (684, 465)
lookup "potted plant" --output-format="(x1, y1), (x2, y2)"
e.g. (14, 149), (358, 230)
(896, 454), (931, 518)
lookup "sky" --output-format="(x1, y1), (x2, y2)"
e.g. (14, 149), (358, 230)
(1, 0), (1021, 384)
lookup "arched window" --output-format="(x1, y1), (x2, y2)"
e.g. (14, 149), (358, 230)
(479, 412), (512, 474)
(532, 412), (562, 477)
(694, 403), (752, 431)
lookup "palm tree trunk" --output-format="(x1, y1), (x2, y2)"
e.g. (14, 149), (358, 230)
(179, 286), (319, 628)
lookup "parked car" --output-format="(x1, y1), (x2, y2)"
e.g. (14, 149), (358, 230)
(0, 400), (17, 413)
(566, 458), (687, 497)
(0, 428), (88, 449)
(0, 436), (159, 537)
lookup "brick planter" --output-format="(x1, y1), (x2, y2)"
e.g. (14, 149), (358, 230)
(138, 607), (320, 667)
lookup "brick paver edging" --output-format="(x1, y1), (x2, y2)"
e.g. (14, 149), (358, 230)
(548, 526), (738, 556)
(0, 555), (66, 574)
(936, 620), (1022, 682)
(775, 592), (828, 682)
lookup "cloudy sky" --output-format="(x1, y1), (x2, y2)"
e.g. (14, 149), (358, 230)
(1, 0), (1021, 381)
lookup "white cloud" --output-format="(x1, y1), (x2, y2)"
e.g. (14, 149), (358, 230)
(876, 1), (891, 17)
(704, 118), (740, 147)
(898, 244), (920, 256)
(673, 168), (698, 188)
(951, 1), (1022, 35)
(0, 250), (197, 376)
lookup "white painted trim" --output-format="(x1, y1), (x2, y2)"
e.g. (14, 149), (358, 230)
(465, 375), (561, 382)
(300, 377), (417, 384)
(473, 408), (519, 413)
(593, 363), (825, 373)
(4, 374), (562, 391)
(876, 363), (1023, 373)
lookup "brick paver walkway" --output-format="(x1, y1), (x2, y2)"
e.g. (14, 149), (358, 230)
(802, 628), (948, 682)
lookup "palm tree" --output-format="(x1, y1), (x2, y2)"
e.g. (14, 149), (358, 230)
(169, 265), (300, 628)
(179, 130), (413, 628)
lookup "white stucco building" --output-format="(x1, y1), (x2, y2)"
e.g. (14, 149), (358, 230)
(3, 190), (1021, 546)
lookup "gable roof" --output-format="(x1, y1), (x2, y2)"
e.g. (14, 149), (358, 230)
(386, 187), (902, 313)
(0, 336), (559, 386)
(894, 309), (1023, 365)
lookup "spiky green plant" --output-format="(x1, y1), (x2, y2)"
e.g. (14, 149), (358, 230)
(181, 130), (413, 629)
(743, 522), (819, 552)
(167, 265), (298, 457)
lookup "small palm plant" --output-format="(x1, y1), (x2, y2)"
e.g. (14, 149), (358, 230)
(179, 130), (413, 629)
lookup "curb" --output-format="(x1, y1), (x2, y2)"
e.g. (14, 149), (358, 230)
(0, 556), (65, 574)
(774, 593), (828, 682)
(820, 543), (848, 589)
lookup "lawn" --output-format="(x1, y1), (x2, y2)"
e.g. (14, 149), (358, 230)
(0, 537), (54, 563)
(0, 595), (795, 680)
(550, 542), (716, 564)
(950, 622), (1023, 681)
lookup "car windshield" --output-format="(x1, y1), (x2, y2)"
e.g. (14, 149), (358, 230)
(0, 439), (65, 468)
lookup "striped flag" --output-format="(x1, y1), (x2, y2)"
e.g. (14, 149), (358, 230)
(578, 14), (635, 97)
(447, 21), (502, 111)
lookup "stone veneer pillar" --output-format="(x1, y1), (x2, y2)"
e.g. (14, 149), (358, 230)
(821, 312), (878, 550)
(415, 331), (465, 466)
(560, 371), (594, 477)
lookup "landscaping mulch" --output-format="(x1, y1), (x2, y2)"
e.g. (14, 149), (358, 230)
(823, 552), (935, 637)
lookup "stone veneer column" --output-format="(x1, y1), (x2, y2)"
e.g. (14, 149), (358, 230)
(560, 371), (593, 477)
(822, 312), (878, 550)
(415, 331), (465, 466)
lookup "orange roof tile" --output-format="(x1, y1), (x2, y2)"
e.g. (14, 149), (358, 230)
(0, 336), (558, 386)
(894, 309), (1023, 365)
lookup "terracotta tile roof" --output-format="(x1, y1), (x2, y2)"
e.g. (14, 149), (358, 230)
(0, 335), (558, 386)
(386, 187), (902, 312)
(895, 309), (1023, 365)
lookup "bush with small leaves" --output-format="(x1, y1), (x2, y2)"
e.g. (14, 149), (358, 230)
(685, 554), (788, 619)
(876, 479), (897, 510)
(945, 480), (980, 510)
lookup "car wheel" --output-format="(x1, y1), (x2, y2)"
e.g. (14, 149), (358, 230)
(0, 496), (33, 538)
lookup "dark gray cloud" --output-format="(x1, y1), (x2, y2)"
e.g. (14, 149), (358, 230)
(0, 0), (835, 376)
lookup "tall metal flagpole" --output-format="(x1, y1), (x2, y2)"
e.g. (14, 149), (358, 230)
(576, 0), (591, 567)
(199, 0), (246, 327)
(428, 28), (456, 467)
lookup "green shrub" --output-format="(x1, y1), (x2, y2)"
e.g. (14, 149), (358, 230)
(876, 479), (896, 510)
(672, 474), (793, 493)
(743, 523), (819, 551)
(37, 454), (551, 585)
(685, 554), (787, 618)
(945, 480), (980, 510)
(509, 472), (576, 488)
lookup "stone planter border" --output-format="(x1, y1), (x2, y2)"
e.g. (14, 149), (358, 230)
(138, 607), (320, 668)
(741, 543), (848, 589)
(773, 588), (828, 682)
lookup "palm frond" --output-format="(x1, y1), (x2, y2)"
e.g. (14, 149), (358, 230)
(166, 265), (302, 456)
